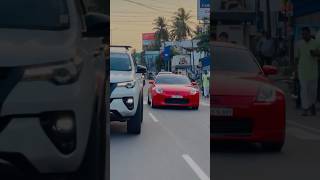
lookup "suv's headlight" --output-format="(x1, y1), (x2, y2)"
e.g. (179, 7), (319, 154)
(117, 80), (136, 88)
(256, 85), (276, 102)
(190, 88), (198, 95)
(23, 58), (83, 85)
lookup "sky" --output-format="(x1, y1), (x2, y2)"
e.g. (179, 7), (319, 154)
(110, 0), (198, 52)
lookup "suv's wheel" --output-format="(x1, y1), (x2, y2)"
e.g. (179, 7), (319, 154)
(127, 96), (142, 134)
(147, 93), (151, 105)
(73, 98), (106, 180)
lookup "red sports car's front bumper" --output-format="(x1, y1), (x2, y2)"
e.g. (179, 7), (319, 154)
(211, 95), (285, 143)
(152, 92), (199, 107)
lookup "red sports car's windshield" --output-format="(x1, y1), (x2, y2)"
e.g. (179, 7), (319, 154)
(156, 75), (191, 85)
(213, 47), (261, 74)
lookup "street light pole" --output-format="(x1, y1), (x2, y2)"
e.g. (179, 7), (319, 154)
(191, 38), (195, 72)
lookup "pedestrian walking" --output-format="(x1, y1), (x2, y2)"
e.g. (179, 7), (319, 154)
(202, 70), (210, 98)
(295, 27), (320, 116)
(257, 31), (275, 66)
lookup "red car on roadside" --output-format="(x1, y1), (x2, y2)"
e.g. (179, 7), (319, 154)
(148, 74), (200, 109)
(211, 42), (286, 152)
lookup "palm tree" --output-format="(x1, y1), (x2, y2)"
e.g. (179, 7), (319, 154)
(153, 16), (169, 48)
(170, 8), (193, 41)
(194, 25), (210, 55)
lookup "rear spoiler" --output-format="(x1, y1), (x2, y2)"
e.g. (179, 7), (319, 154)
(110, 45), (132, 50)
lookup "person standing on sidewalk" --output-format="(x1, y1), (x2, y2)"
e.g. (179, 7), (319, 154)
(202, 70), (210, 98)
(295, 27), (320, 116)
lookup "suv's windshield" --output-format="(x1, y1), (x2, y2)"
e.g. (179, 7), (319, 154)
(110, 53), (132, 71)
(156, 75), (191, 85)
(212, 47), (261, 74)
(0, 0), (69, 30)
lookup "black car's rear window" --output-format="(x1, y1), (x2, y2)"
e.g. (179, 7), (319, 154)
(0, 0), (69, 30)
(212, 46), (261, 74)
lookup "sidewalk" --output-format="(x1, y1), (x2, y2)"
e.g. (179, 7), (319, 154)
(272, 73), (320, 121)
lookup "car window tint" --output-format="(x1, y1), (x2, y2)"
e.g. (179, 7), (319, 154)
(213, 47), (261, 73)
(0, 0), (69, 30)
(156, 75), (191, 85)
(110, 53), (132, 71)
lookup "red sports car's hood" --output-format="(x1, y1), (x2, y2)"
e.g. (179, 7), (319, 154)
(156, 84), (193, 93)
(212, 71), (272, 96)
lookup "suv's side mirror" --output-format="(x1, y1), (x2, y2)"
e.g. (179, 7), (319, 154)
(137, 65), (147, 74)
(83, 13), (109, 38)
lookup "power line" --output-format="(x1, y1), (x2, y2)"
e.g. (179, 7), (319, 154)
(120, 0), (185, 14)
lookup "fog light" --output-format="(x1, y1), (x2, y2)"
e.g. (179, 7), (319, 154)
(40, 111), (76, 154)
(123, 97), (134, 110)
(53, 116), (75, 134)
(126, 98), (134, 104)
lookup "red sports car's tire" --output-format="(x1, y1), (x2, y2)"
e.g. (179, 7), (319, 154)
(261, 142), (284, 152)
(191, 106), (199, 110)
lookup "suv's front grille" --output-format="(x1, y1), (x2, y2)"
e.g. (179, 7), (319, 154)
(0, 67), (11, 80)
(0, 117), (11, 134)
(0, 67), (24, 127)
(110, 83), (117, 95)
(165, 98), (189, 105)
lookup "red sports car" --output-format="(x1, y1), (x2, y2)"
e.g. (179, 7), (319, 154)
(211, 42), (286, 152)
(148, 74), (200, 109)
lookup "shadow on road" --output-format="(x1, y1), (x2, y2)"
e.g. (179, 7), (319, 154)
(151, 106), (198, 111)
(211, 142), (285, 155)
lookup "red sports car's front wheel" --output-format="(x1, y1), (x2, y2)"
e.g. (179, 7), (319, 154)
(191, 106), (199, 110)
(261, 142), (284, 152)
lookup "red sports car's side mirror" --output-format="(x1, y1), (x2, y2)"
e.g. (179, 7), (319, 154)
(262, 65), (278, 75)
(149, 80), (155, 84)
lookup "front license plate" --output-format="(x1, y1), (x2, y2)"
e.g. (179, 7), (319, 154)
(171, 95), (183, 99)
(211, 107), (233, 117)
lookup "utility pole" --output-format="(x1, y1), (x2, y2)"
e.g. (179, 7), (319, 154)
(266, 0), (272, 37)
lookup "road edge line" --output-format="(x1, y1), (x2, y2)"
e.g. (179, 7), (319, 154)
(149, 112), (159, 122)
(182, 154), (210, 180)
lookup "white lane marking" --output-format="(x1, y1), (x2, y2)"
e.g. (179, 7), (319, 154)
(182, 154), (210, 180)
(143, 100), (148, 105)
(287, 127), (320, 140)
(287, 120), (320, 134)
(200, 102), (210, 107)
(148, 112), (159, 122)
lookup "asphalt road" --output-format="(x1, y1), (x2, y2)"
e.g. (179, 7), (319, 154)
(110, 85), (210, 180)
(212, 80), (320, 180)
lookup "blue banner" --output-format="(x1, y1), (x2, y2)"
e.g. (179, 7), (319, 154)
(200, 0), (210, 8)
(292, 0), (320, 17)
(163, 46), (171, 62)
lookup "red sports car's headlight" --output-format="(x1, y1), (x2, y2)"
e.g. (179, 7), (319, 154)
(256, 85), (276, 102)
(155, 87), (163, 94)
(190, 88), (198, 95)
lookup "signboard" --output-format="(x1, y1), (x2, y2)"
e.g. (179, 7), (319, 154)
(220, 0), (247, 11)
(172, 55), (191, 67)
(197, 0), (210, 20)
(145, 51), (160, 72)
(142, 33), (157, 51)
